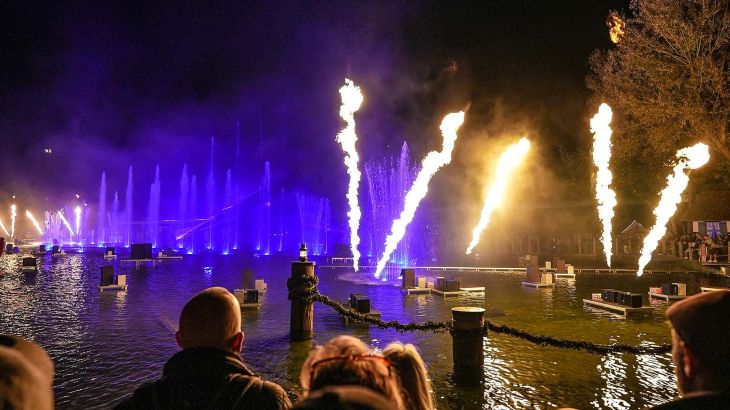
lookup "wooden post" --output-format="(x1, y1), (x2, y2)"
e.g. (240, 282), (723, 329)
(290, 261), (316, 341)
(451, 307), (485, 385)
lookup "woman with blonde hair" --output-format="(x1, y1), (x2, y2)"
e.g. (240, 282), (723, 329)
(383, 342), (434, 410)
(298, 335), (403, 409)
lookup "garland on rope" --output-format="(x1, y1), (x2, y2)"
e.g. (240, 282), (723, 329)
(288, 281), (672, 355)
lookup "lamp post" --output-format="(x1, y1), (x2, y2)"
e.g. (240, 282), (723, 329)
(291, 242), (315, 340)
(299, 242), (308, 262)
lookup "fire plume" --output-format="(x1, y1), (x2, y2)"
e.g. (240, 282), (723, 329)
(636, 143), (709, 276)
(10, 204), (16, 239)
(336, 78), (364, 271)
(607, 12), (625, 44)
(25, 210), (44, 236)
(466, 137), (531, 255)
(375, 111), (465, 278)
(591, 103), (617, 267)
(0, 217), (9, 237)
(58, 211), (75, 236)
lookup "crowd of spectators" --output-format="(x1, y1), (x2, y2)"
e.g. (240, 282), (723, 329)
(677, 233), (730, 263)
(2, 287), (729, 409)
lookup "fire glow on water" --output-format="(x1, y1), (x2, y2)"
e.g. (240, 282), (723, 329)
(636, 143), (710, 276)
(374, 111), (465, 278)
(466, 137), (531, 255)
(336, 79), (364, 271)
(591, 103), (617, 267)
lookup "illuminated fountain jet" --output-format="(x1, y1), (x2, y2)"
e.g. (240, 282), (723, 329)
(336, 79), (364, 271)
(74, 206), (82, 236)
(374, 111), (465, 278)
(636, 143), (709, 276)
(0, 217), (8, 237)
(10, 204), (16, 239)
(466, 137), (531, 255)
(26, 210), (44, 236)
(57, 211), (75, 237)
(591, 103), (617, 267)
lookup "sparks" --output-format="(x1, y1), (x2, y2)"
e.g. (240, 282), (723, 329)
(607, 11), (625, 44)
(10, 204), (16, 239)
(57, 211), (75, 236)
(591, 103), (617, 267)
(336, 78), (364, 271)
(25, 210), (44, 236)
(375, 111), (465, 278)
(466, 137), (531, 255)
(636, 143), (710, 276)
(0, 217), (9, 237)
(74, 206), (82, 236)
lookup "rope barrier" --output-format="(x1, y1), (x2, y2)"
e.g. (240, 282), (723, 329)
(286, 275), (672, 355)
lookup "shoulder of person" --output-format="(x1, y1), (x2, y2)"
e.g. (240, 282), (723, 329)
(228, 374), (293, 410)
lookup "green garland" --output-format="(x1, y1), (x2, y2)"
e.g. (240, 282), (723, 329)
(287, 280), (672, 356)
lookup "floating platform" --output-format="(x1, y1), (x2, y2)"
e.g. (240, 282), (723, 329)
(582, 299), (654, 319)
(120, 258), (154, 268)
(522, 281), (554, 288)
(155, 255), (183, 260)
(431, 288), (469, 296)
(701, 286), (729, 293)
(103, 254), (118, 260)
(98, 284), (128, 292)
(402, 287), (432, 295)
(233, 289), (262, 309)
(648, 292), (687, 302)
(554, 273), (576, 279)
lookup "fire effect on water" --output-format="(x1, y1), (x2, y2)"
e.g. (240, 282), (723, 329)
(10, 204), (16, 239)
(466, 137), (531, 255)
(26, 210), (44, 236)
(636, 143), (710, 276)
(58, 211), (75, 237)
(607, 11), (625, 44)
(375, 111), (465, 278)
(0, 217), (9, 237)
(591, 103), (617, 267)
(336, 78), (364, 271)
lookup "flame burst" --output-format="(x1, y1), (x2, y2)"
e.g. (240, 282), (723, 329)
(10, 204), (16, 239)
(466, 138), (531, 255)
(74, 206), (82, 236)
(375, 111), (465, 278)
(26, 210), (44, 236)
(607, 12), (625, 44)
(336, 79), (365, 271)
(636, 143), (710, 276)
(591, 103), (617, 267)
(0, 217), (9, 237)
(58, 211), (75, 236)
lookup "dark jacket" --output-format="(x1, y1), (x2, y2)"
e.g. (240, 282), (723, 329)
(115, 347), (292, 410)
(650, 391), (730, 409)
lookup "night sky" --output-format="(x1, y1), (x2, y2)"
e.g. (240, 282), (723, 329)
(0, 0), (628, 216)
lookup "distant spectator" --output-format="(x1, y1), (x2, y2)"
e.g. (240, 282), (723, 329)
(116, 287), (291, 410)
(299, 336), (402, 409)
(0, 335), (54, 410)
(383, 343), (434, 410)
(651, 290), (730, 409)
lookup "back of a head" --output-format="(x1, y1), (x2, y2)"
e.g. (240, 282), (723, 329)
(666, 289), (730, 389)
(178, 287), (242, 351)
(383, 343), (434, 410)
(293, 385), (398, 410)
(0, 336), (54, 410)
(301, 336), (402, 408)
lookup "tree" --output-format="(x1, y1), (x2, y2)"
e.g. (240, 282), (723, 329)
(588, 0), (730, 171)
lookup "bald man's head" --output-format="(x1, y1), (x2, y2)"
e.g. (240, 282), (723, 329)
(176, 287), (243, 353)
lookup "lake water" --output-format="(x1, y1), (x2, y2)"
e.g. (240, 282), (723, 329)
(1, 250), (728, 409)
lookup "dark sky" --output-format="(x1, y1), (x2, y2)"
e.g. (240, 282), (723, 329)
(0, 0), (628, 214)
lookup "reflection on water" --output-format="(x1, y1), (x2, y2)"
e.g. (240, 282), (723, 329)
(1, 252), (728, 409)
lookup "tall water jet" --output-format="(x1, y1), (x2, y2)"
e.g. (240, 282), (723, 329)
(189, 175), (198, 253)
(111, 192), (120, 244)
(278, 188), (284, 253)
(74, 206), (81, 238)
(375, 112), (465, 278)
(296, 193), (330, 255)
(98, 172), (107, 245)
(636, 143), (710, 276)
(147, 165), (161, 247)
(224, 168), (233, 253)
(257, 161), (271, 255)
(178, 164), (189, 248)
(234, 121), (240, 250)
(10, 204), (16, 240)
(206, 137), (216, 250)
(125, 166), (133, 246)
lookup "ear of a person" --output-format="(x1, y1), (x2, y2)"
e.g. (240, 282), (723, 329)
(175, 331), (184, 349)
(679, 340), (695, 378)
(231, 331), (244, 353)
